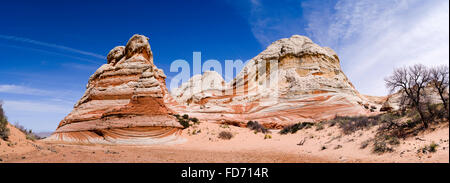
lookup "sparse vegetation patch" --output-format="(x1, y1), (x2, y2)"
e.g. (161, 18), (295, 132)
(247, 121), (269, 134)
(280, 122), (314, 134)
(0, 101), (10, 141)
(371, 135), (400, 154)
(418, 142), (439, 154)
(14, 122), (43, 141)
(173, 114), (200, 129)
(218, 131), (233, 140)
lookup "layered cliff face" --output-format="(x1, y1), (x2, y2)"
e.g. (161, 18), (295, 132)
(170, 35), (376, 125)
(46, 34), (183, 144)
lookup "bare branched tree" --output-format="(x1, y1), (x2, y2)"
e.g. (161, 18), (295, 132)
(385, 64), (431, 128)
(429, 65), (449, 117)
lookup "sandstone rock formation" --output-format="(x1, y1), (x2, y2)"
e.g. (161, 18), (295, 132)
(170, 35), (378, 125)
(171, 71), (226, 105)
(46, 34), (183, 144)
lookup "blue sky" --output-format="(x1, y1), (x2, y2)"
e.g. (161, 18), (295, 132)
(0, 0), (448, 132)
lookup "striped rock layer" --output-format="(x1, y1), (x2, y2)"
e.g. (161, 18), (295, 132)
(170, 35), (379, 125)
(46, 34), (183, 144)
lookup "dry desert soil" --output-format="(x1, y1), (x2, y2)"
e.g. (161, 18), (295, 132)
(0, 122), (448, 163)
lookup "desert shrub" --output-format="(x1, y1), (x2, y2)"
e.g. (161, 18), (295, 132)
(328, 113), (401, 135)
(173, 114), (200, 129)
(13, 122), (43, 141)
(280, 122), (314, 135)
(174, 114), (190, 129)
(372, 141), (393, 154)
(218, 131), (233, 140)
(418, 142), (439, 154)
(336, 116), (375, 134)
(0, 102), (10, 141)
(428, 142), (439, 152)
(315, 122), (324, 131)
(428, 142), (439, 153)
(191, 129), (201, 135)
(378, 112), (428, 139)
(371, 135), (399, 154)
(178, 119), (190, 129)
(247, 121), (269, 134)
(383, 135), (400, 145)
(363, 104), (369, 109)
(190, 117), (200, 124)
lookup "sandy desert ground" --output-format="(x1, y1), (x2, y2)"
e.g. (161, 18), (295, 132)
(1, 121), (448, 163)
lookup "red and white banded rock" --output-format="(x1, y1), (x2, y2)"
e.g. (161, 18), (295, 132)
(46, 34), (183, 144)
(170, 35), (377, 125)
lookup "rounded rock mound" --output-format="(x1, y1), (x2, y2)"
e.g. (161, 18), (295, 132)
(46, 34), (183, 145)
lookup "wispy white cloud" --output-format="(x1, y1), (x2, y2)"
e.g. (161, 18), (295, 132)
(0, 84), (79, 132)
(0, 43), (103, 64)
(2, 100), (72, 113)
(1, 99), (74, 132)
(0, 34), (106, 60)
(0, 84), (53, 96)
(234, 0), (449, 96)
(60, 62), (98, 71)
(245, 0), (306, 47)
(0, 84), (80, 99)
(304, 0), (449, 96)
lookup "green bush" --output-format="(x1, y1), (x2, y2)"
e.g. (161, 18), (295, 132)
(173, 114), (200, 129)
(178, 119), (190, 129)
(418, 142), (439, 154)
(0, 102), (10, 141)
(190, 117), (199, 124)
(428, 142), (439, 152)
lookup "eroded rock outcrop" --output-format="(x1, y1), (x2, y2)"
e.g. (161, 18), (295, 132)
(171, 71), (226, 105)
(380, 84), (447, 112)
(170, 35), (377, 124)
(46, 34), (183, 144)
